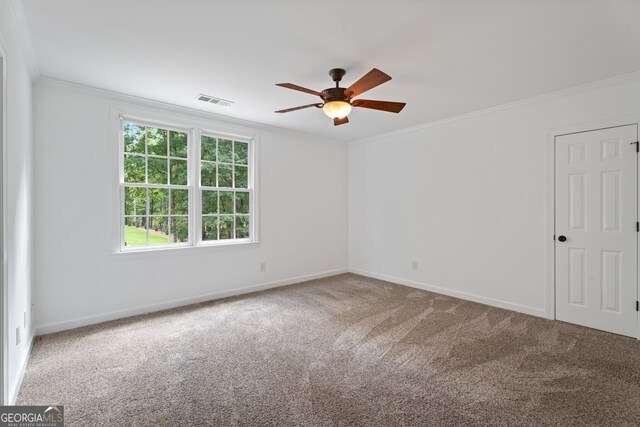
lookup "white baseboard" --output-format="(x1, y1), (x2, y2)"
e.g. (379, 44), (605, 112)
(35, 268), (348, 336)
(349, 268), (547, 318)
(8, 332), (35, 405)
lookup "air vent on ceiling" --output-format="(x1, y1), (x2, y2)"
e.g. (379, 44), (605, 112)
(197, 94), (234, 107)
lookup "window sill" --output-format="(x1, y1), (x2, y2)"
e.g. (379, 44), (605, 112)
(113, 240), (260, 257)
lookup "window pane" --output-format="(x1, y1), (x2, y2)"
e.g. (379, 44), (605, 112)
(125, 215), (147, 229)
(234, 141), (248, 165)
(124, 155), (145, 183)
(235, 191), (249, 214)
(218, 164), (233, 187)
(124, 123), (145, 154)
(234, 166), (248, 189)
(218, 139), (233, 163)
(202, 216), (219, 241)
(149, 188), (169, 215)
(148, 216), (170, 245)
(201, 162), (216, 187)
(170, 217), (189, 243)
(170, 189), (189, 215)
(219, 191), (234, 214)
(170, 131), (188, 158)
(170, 159), (188, 185)
(125, 216), (148, 246)
(219, 215), (234, 240)
(147, 127), (167, 156)
(201, 136), (216, 161)
(202, 190), (218, 215)
(148, 157), (168, 184)
(236, 215), (249, 238)
(125, 186), (147, 216)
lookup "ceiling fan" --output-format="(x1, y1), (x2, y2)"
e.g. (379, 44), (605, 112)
(275, 68), (406, 126)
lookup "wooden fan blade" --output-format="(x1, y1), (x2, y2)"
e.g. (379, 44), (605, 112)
(275, 103), (322, 113)
(276, 83), (323, 97)
(345, 68), (391, 97)
(334, 116), (349, 126)
(351, 99), (406, 113)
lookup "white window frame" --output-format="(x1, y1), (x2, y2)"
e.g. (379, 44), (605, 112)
(117, 113), (258, 253)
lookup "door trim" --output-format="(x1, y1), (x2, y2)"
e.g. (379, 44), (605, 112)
(0, 33), (6, 404)
(545, 115), (640, 339)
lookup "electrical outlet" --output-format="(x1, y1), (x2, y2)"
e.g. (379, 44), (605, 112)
(260, 262), (267, 272)
(412, 261), (418, 271)
(15, 327), (20, 346)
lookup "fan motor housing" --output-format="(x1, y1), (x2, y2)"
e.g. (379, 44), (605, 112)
(321, 87), (349, 102)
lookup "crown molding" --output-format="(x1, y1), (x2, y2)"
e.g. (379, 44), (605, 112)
(36, 77), (346, 146)
(35, 67), (640, 148)
(6, 0), (39, 79)
(349, 70), (640, 146)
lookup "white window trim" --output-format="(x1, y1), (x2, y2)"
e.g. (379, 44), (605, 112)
(113, 109), (259, 254)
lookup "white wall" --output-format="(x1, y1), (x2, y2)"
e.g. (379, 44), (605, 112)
(33, 80), (348, 333)
(34, 73), (640, 338)
(349, 74), (640, 317)
(0, 0), (36, 405)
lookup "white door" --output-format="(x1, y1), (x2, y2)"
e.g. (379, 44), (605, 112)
(555, 125), (638, 337)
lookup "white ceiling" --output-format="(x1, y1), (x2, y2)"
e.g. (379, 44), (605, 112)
(21, 0), (640, 141)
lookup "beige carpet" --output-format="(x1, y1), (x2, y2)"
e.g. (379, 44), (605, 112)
(17, 274), (640, 426)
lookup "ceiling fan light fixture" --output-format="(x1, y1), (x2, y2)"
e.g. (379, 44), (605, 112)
(275, 68), (405, 126)
(322, 100), (352, 119)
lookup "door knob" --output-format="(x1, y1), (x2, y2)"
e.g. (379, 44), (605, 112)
(557, 235), (567, 242)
